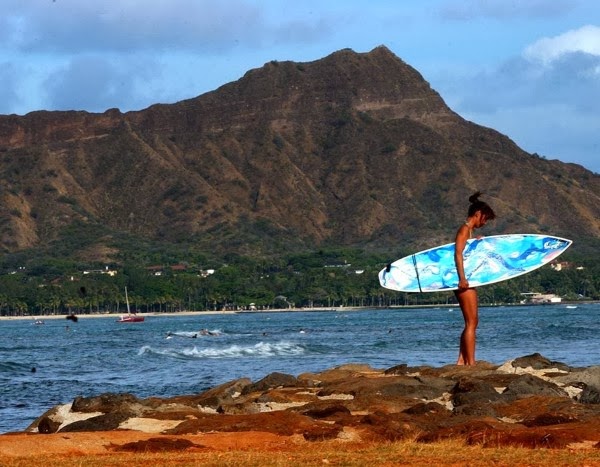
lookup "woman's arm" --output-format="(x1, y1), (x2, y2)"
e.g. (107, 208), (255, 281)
(454, 225), (470, 289)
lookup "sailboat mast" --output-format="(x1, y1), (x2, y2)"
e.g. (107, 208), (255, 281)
(125, 286), (131, 315)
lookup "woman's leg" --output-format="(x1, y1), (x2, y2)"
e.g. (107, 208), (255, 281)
(454, 288), (479, 365)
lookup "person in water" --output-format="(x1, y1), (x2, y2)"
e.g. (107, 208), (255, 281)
(454, 191), (496, 366)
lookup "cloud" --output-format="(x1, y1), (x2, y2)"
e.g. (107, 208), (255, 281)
(524, 24), (600, 64)
(431, 24), (600, 172)
(3, 0), (328, 54)
(455, 52), (600, 115)
(0, 63), (21, 113)
(0, 0), (335, 114)
(466, 103), (600, 172)
(443, 24), (600, 114)
(4, 0), (258, 53)
(439, 0), (576, 21)
(43, 56), (159, 112)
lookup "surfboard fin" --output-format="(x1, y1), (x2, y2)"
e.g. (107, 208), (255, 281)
(385, 263), (391, 272)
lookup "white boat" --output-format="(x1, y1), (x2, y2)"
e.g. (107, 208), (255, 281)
(116, 287), (144, 323)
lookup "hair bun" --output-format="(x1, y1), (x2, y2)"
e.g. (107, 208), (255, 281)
(469, 191), (482, 203)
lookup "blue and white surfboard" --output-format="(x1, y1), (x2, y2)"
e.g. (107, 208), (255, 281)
(379, 234), (572, 293)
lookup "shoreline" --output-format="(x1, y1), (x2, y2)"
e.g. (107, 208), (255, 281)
(0, 310), (237, 321)
(0, 307), (347, 321)
(0, 301), (597, 321)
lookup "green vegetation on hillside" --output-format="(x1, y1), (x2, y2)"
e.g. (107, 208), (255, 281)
(0, 246), (597, 317)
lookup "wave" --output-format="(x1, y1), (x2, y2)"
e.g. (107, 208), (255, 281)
(165, 329), (222, 339)
(139, 341), (305, 360)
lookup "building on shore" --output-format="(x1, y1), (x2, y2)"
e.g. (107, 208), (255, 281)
(520, 292), (562, 304)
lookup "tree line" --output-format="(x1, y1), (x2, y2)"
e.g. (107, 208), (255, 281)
(0, 249), (598, 317)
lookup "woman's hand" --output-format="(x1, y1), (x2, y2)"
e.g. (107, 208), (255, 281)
(458, 278), (469, 290)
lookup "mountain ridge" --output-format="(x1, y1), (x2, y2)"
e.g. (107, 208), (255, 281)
(0, 45), (598, 262)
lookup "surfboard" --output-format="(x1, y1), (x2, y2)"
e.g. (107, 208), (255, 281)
(379, 234), (572, 293)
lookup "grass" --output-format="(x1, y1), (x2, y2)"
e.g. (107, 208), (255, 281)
(1, 438), (599, 467)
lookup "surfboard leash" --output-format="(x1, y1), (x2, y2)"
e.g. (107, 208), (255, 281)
(411, 254), (423, 293)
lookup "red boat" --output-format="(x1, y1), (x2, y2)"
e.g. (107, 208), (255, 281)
(116, 287), (145, 323)
(116, 315), (144, 323)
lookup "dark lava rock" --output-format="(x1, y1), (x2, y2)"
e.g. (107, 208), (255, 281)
(512, 353), (570, 371)
(522, 412), (579, 427)
(190, 378), (252, 409)
(71, 393), (140, 413)
(59, 412), (130, 432)
(384, 364), (409, 375)
(503, 374), (567, 398)
(451, 377), (503, 407)
(37, 416), (61, 434)
(579, 385), (600, 404)
(241, 372), (299, 395)
(301, 404), (351, 419)
(450, 377), (503, 416)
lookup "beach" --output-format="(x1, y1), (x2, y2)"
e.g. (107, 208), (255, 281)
(0, 307), (358, 321)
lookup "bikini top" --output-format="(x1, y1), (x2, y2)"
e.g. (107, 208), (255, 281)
(464, 221), (473, 239)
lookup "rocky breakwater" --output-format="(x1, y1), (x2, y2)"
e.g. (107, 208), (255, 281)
(27, 353), (600, 450)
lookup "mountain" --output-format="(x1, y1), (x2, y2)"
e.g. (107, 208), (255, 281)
(0, 46), (599, 262)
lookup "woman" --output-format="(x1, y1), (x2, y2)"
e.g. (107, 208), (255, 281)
(454, 191), (496, 366)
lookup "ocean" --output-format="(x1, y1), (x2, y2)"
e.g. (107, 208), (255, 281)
(1, 303), (598, 434)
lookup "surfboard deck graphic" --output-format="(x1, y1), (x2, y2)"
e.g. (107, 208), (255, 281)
(379, 234), (572, 293)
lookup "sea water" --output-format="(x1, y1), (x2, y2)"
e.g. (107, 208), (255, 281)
(1, 304), (598, 433)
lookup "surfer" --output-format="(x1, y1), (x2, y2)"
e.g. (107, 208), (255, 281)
(454, 191), (496, 365)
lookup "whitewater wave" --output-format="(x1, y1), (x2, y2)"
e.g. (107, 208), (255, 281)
(165, 329), (222, 339)
(139, 341), (305, 359)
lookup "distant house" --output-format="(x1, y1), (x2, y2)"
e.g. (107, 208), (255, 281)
(520, 292), (562, 304)
(146, 265), (164, 276)
(146, 264), (193, 276)
(551, 261), (575, 271)
(82, 266), (117, 277)
(324, 262), (351, 268)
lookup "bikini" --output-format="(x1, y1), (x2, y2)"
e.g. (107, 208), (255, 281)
(464, 221), (473, 239)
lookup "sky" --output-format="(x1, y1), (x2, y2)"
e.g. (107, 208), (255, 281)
(1, 0), (599, 173)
